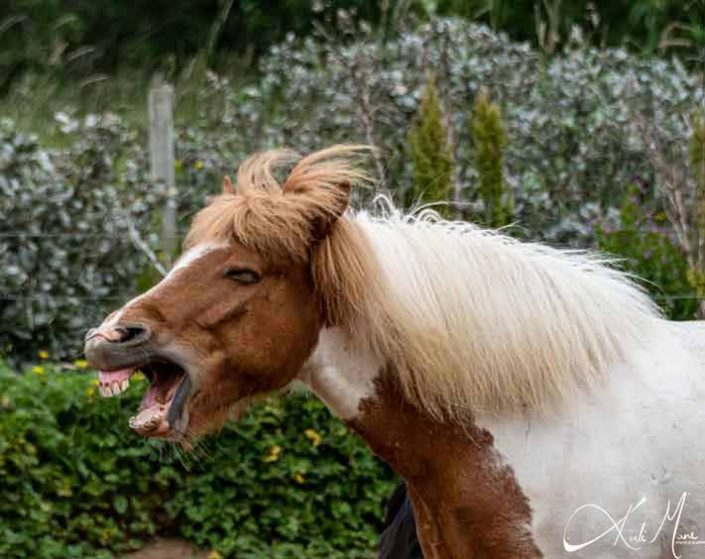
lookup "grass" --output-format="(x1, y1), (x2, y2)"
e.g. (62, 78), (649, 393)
(0, 52), (251, 146)
(1, 70), (149, 143)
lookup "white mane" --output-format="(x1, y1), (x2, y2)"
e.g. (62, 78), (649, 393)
(349, 203), (662, 420)
(193, 144), (662, 422)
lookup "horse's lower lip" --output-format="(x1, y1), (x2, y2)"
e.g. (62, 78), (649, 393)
(129, 402), (171, 435)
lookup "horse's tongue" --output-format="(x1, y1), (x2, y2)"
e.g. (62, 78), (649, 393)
(98, 368), (132, 384)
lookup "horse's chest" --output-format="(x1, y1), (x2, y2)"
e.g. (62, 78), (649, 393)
(479, 342), (705, 558)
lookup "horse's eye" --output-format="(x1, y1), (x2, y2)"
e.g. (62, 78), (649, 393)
(224, 268), (261, 285)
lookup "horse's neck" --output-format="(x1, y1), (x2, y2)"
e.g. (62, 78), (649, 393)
(298, 327), (382, 420)
(300, 328), (543, 558)
(348, 376), (541, 559)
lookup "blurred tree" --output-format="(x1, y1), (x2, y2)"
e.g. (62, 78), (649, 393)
(0, 0), (384, 90)
(471, 88), (511, 227)
(406, 75), (454, 217)
(432, 0), (701, 57)
(1, 0), (703, 93)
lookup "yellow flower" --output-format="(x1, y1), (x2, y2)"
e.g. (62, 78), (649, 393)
(292, 472), (305, 484)
(263, 445), (282, 463)
(207, 551), (224, 559)
(73, 359), (88, 369)
(85, 386), (96, 398)
(32, 365), (45, 375)
(132, 371), (145, 382)
(194, 160), (204, 170)
(38, 350), (49, 360)
(57, 480), (73, 497)
(92, 378), (100, 386)
(304, 428), (322, 447)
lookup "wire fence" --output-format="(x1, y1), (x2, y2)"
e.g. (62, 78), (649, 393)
(2, 232), (704, 302)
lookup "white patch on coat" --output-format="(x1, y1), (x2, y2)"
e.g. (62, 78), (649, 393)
(168, 242), (225, 275)
(101, 242), (227, 328)
(299, 327), (382, 420)
(350, 206), (660, 420)
(478, 320), (705, 559)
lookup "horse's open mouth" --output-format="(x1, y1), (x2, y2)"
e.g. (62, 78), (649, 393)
(97, 359), (191, 438)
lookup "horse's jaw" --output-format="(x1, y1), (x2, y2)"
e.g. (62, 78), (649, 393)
(97, 355), (194, 441)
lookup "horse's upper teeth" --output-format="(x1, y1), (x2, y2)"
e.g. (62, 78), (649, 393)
(99, 377), (130, 398)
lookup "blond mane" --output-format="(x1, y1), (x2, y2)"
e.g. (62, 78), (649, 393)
(186, 145), (663, 421)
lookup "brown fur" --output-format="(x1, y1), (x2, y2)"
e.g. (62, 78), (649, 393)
(185, 145), (371, 263)
(111, 244), (321, 437)
(184, 145), (381, 331)
(350, 375), (542, 559)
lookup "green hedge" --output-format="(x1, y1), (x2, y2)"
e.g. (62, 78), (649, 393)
(597, 183), (698, 321)
(0, 361), (396, 559)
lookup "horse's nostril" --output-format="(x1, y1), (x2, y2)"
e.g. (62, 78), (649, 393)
(114, 324), (149, 344)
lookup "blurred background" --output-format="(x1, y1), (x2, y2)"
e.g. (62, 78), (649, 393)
(2, 1), (705, 558)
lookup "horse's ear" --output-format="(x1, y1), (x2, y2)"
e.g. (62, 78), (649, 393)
(222, 175), (235, 194)
(328, 180), (351, 218)
(284, 174), (351, 240)
(310, 180), (351, 240)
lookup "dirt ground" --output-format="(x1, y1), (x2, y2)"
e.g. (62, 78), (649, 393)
(124, 538), (210, 559)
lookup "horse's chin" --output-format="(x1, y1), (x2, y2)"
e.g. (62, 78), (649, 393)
(97, 357), (193, 441)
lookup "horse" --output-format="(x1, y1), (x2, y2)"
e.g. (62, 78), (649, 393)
(84, 145), (705, 558)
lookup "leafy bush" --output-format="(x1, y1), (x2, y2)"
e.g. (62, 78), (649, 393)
(0, 361), (396, 559)
(4, 18), (703, 361)
(597, 183), (698, 320)
(250, 19), (702, 242)
(0, 117), (162, 362)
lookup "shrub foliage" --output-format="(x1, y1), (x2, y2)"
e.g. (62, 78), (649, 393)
(0, 117), (161, 362)
(0, 362), (396, 559)
(597, 183), (698, 321)
(254, 19), (703, 241)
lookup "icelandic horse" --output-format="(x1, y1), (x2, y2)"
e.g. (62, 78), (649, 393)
(85, 146), (705, 558)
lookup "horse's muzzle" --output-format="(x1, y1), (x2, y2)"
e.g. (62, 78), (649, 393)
(84, 323), (152, 370)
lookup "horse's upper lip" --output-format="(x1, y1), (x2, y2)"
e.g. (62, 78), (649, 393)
(84, 335), (157, 372)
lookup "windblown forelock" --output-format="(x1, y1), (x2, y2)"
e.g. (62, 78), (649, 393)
(184, 145), (373, 264)
(184, 193), (315, 262)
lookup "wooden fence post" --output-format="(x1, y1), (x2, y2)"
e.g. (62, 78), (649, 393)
(148, 82), (177, 262)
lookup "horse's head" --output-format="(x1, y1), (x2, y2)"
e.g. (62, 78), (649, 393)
(84, 146), (370, 441)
